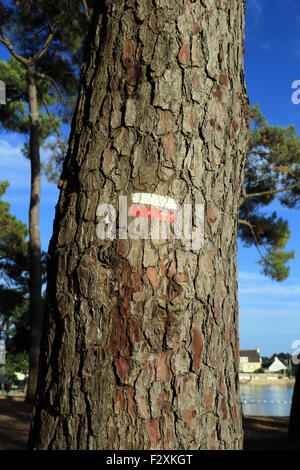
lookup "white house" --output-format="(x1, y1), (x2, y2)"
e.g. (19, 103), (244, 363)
(240, 348), (262, 372)
(268, 356), (287, 372)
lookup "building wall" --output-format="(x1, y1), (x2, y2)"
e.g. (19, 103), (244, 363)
(240, 361), (262, 372)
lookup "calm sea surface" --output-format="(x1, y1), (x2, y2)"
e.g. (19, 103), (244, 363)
(240, 384), (294, 416)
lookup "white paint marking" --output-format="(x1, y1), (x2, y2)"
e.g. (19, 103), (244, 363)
(132, 193), (179, 211)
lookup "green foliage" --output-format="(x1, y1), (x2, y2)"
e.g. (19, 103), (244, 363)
(285, 369), (293, 378)
(0, 287), (24, 333)
(239, 104), (300, 281)
(0, 1), (90, 70)
(0, 183), (47, 355)
(258, 248), (295, 282)
(0, 55), (62, 141)
(5, 298), (30, 355)
(254, 368), (265, 373)
(0, 55), (63, 161)
(3, 351), (29, 380)
(0, 181), (29, 354)
(0, 0), (91, 178)
(0, 58), (28, 132)
(41, 137), (68, 182)
(0, 180), (28, 289)
(261, 352), (297, 374)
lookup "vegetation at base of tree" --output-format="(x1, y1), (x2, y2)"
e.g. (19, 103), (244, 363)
(285, 369), (294, 378)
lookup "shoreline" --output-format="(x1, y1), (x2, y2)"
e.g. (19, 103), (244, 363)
(240, 379), (295, 386)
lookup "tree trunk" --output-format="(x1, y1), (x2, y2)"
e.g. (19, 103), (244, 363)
(26, 65), (43, 404)
(289, 365), (300, 441)
(28, 0), (249, 450)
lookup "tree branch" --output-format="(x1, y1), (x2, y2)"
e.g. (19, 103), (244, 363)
(82, 0), (91, 21)
(36, 72), (64, 104)
(0, 20), (57, 67)
(280, 166), (300, 181)
(31, 24), (58, 65)
(238, 219), (272, 267)
(42, 98), (66, 144)
(242, 181), (300, 201)
(0, 28), (28, 65)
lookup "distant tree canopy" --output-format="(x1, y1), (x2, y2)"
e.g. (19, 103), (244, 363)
(0, 180), (28, 290)
(4, 298), (31, 380)
(0, 180), (28, 345)
(0, 0), (92, 401)
(0, 0), (91, 179)
(261, 352), (294, 370)
(0, 182), (31, 378)
(0, 180), (47, 291)
(238, 104), (300, 281)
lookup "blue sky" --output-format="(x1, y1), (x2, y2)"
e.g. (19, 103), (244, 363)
(237, 0), (300, 357)
(0, 1), (300, 358)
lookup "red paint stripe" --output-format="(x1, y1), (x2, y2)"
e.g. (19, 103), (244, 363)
(128, 204), (176, 223)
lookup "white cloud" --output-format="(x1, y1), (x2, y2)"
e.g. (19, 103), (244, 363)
(239, 284), (300, 297)
(246, 0), (263, 29)
(0, 137), (59, 251)
(258, 42), (272, 51)
(241, 305), (300, 318)
(247, 0), (263, 16)
(0, 139), (28, 170)
(239, 297), (300, 308)
(238, 270), (300, 332)
(0, 138), (59, 194)
(238, 271), (268, 281)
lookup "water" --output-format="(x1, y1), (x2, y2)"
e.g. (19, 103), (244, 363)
(240, 384), (294, 416)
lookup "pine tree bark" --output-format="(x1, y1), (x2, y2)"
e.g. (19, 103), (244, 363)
(26, 65), (43, 404)
(28, 0), (249, 450)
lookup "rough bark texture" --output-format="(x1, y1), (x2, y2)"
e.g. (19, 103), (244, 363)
(26, 65), (43, 404)
(289, 365), (300, 441)
(28, 0), (249, 450)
